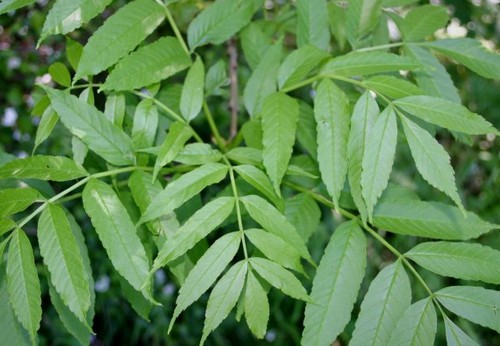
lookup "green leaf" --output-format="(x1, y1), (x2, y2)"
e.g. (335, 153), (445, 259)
(38, 204), (90, 324)
(34, 106), (59, 153)
(48, 62), (71, 87)
(314, 79), (350, 209)
(44, 87), (135, 166)
(444, 315), (479, 346)
(180, 56), (205, 122)
(187, 0), (259, 50)
(373, 200), (498, 240)
(423, 38), (500, 80)
(152, 197), (235, 270)
(249, 257), (310, 302)
(0, 265), (31, 346)
(394, 96), (498, 135)
(296, 0), (330, 51)
(244, 269), (269, 339)
(104, 93), (126, 127)
(233, 165), (282, 209)
(205, 60), (228, 94)
(7, 229), (42, 343)
(82, 179), (150, 294)
(170, 232), (240, 331)
(346, 0), (383, 46)
(284, 193), (321, 242)
(347, 91), (378, 223)
(140, 163), (229, 223)
(350, 260), (411, 346)
(296, 102), (318, 159)
(261, 92), (299, 191)
(0, 218), (17, 237)
(240, 22), (271, 70)
(132, 99), (158, 150)
(174, 143), (222, 165)
(321, 52), (420, 77)
(101, 36), (191, 91)
(436, 286), (500, 333)
(0, 188), (41, 218)
(245, 228), (304, 273)
(200, 260), (248, 344)
(401, 5), (449, 42)
(400, 115), (463, 210)
(361, 106), (398, 220)
(243, 39), (282, 117)
(153, 121), (193, 181)
(383, 0), (419, 5)
(40, 0), (112, 43)
(388, 298), (437, 346)
(66, 38), (83, 71)
(278, 45), (329, 90)
(240, 195), (312, 263)
(0, 0), (35, 14)
(75, 0), (165, 80)
(0, 155), (88, 181)
(302, 220), (367, 346)
(406, 242), (500, 285)
(364, 75), (424, 99)
(119, 275), (152, 321)
(226, 147), (262, 167)
(405, 45), (461, 103)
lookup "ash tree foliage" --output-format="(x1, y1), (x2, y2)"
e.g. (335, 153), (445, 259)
(0, 0), (500, 345)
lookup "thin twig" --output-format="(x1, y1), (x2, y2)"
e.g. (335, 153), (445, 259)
(227, 37), (239, 141)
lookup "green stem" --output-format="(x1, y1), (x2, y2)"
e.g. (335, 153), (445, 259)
(203, 101), (226, 151)
(164, 5), (190, 56)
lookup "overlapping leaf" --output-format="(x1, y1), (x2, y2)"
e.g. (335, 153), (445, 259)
(132, 99), (159, 150)
(278, 45), (329, 89)
(346, 0), (383, 46)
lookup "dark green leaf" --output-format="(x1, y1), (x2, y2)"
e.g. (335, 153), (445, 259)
(48, 62), (71, 87)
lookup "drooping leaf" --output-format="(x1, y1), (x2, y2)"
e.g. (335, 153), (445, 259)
(346, 0), (383, 46)
(0, 188), (41, 218)
(38, 204), (90, 324)
(187, 0), (260, 50)
(249, 257), (310, 302)
(101, 37), (191, 91)
(151, 197), (235, 270)
(233, 165), (282, 209)
(406, 242), (500, 285)
(284, 193), (321, 242)
(361, 106), (398, 220)
(152, 121), (193, 181)
(321, 52), (420, 77)
(373, 200), (498, 240)
(278, 45), (329, 90)
(436, 286), (500, 333)
(405, 45), (461, 103)
(400, 115), (463, 210)
(240, 195), (312, 263)
(296, 0), (330, 51)
(200, 260), (248, 344)
(302, 221), (367, 346)
(0, 265), (31, 346)
(44, 87), (136, 166)
(180, 56), (205, 122)
(0, 0), (35, 14)
(350, 260), (411, 346)
(82, 179), (151, 294)
(388, 298), (437, 346)
(394, 96), (498, 135)
(48, 62), (71, 87)
(261, 92), (299, 191)
(39, 0), (113, 43)
(444, 315), (479, 346)
(314, 79), (350, 209)
(245, 228), (304, 273)
(75, 0), (165, 80)
(132, 99), (159, 150)
(34, 106), (59, 152)
(6, 229), (42, 343)
(0, 155), (88, 181)
(423, 38), (500, 80)
(140, 163), (229, 223)
(174, 143), (222, 165)
(347, 91), (378, 223)
(244, 269), (269, 339)
(364, 75), (424, 99)
(243, 39), (282, 116)
(170, 232), (240, 330)
(401, 5), (449, 42)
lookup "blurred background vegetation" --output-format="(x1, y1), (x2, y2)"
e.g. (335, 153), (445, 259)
(0, 0), (499, 345)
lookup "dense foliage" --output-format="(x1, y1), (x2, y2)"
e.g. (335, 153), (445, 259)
(1, 0), (500, 345)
